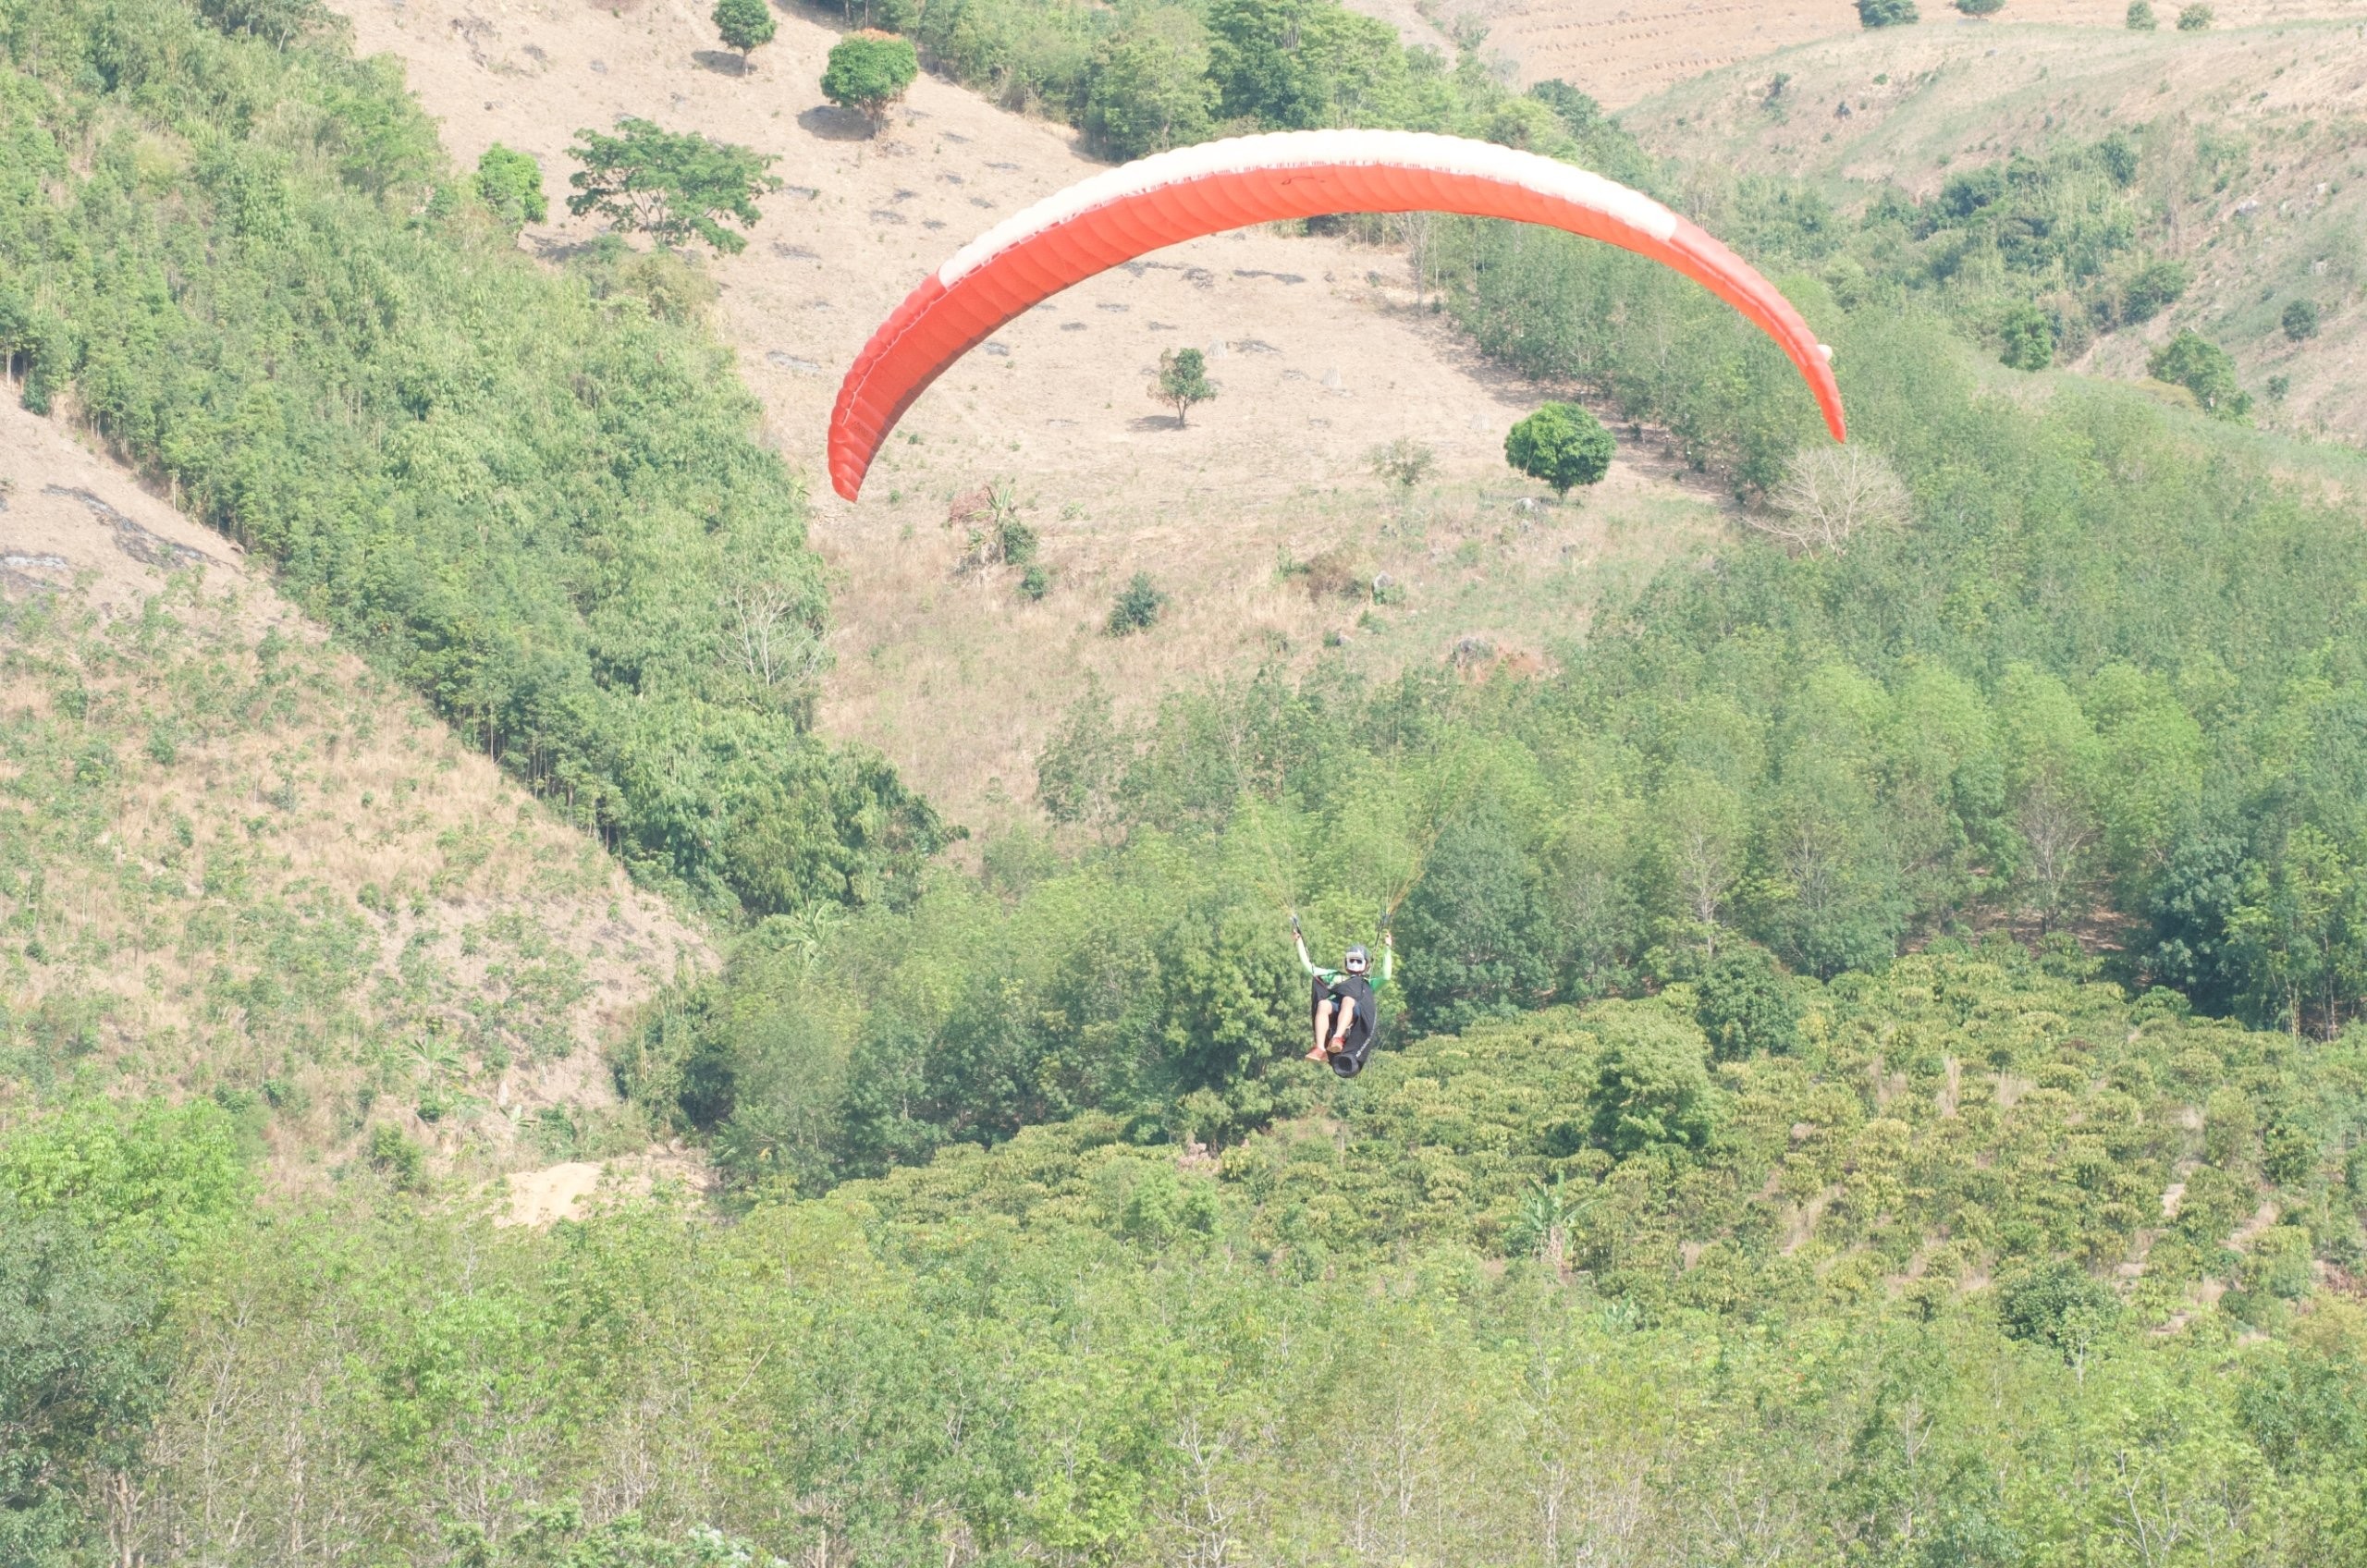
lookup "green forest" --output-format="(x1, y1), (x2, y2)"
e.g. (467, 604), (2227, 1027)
(6, 0), (2367, 1560)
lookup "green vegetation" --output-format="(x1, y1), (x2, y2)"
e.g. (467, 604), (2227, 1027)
(2283, 299), (2322, 342)
(711, 0), (775, 69)
(1858, 0), (1919, 26)
(1503, 401), (1615, 496)
(0, 0), (943, 918)
(1955, 0), (2005, 14)
(565, 119), (782, 253)
(473, 143), (547, 230)
(2128, 0), (2158, 28)
(1105, 572), (1168, 636)
(16, 955), (2367, 1562)
(2151, 329), (2251, 420)
(1152, 346), (1215, 425)
(2177, 2), (2214, 29)
(821, 30), (918, 131)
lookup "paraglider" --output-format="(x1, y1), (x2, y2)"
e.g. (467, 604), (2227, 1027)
(1294, 913), (1393, 1079)
(828, 129), (1846, 500)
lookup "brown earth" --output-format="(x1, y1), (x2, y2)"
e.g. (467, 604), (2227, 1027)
(1381, 0), (2361, 106)
(0, 398), (708, 1183)
(331, 0), (1737, 832)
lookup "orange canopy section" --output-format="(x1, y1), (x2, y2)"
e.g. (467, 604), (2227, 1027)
(828, 129), (1845, 501)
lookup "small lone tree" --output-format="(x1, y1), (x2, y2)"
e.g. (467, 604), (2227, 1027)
(822, 31), (919, 133)
(2149, 330), (2250, 421)
(2125, 0), (2156, 27)
(1855, 0), (1918, 27)
(1503, 402), (1613, 496)
(474, 143), (546, 230)
(713, 0), (777, 70)
(566, 118), (781, 253)
(1152, 348), (1215, 427)
(2175, 2), (2211, 27)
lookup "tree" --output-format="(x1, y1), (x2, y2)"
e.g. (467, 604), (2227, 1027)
(2281, 300), (2320, 341)
(822, 31), (919, 132)
(1996, 1259), (2119, 1372)
(473, 143), (546, 230)
(1086, 18), (1217, 159)
(1588, 1008), (1717, 1157)
(1748, 443), (1910, 555)
(1998, 302), (2053, 370)
(1503, 402), (1613, 496)
(1693, 943), (1800, 1060)
(1107, 573), (1168, 636)
(1400, 794), (1554, 1034)
(195, 0), (327, 46)
(2148, 330), (2250, 421)
(1856, 0), (1919, 26)
(1954, 0), (2005, 14)
(2175, 3), (2212, 27)
(712, 0), (777, 70)
(2126, 0), (2157, 26)
(566, 118), (781, 253)
(1152, 348), (1215, 426)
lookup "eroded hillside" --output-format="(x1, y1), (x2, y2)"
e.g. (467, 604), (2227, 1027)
(333, 0), (1735, 830)
(0, 402), (707, 1183)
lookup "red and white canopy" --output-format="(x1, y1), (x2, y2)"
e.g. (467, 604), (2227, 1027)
(827, 129), (1845, 500)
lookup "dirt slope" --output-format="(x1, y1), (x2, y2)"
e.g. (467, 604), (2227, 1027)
(332, 0), (1734, 831)
(1619, 18), (2367, 440)
(0, 399), (707, 1183)
(1390, 0), (2359, 106)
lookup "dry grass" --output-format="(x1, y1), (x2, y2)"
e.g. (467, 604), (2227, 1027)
(0, 402), (709, 1186)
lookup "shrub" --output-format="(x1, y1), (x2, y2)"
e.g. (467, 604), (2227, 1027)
(2149, 330), (2250, 421)
(1999, 302), (2054, 370)
(2281, 299), (2320, 341)
(365, 1124), (426, 1191)
(1856, 0), (1919, 26)
(1107, 573), (1168, 636)
(1368, 436), (1436, 491)
(1019, 564), (1051, 601)
(1954, 0), (2004, 14)
(1996, 1259), (2120, 1364)
(473, 144), (546, 230)
(822, 31), (920, 131)
(2126, 0), (2156, 25)
(1503, 403), (1614, 496)
(2176, 3), (2211, 27)
(2120, 260), (2190, 325)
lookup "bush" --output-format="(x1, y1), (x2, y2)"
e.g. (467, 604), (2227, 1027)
(2126, 0), (2156, 25)
(473, 144), (546, 229)
(1504, 403), (1614, 496)
(1954, 0), (2004, 14)
(2281, 300), (2320, 341)
(822, 31), (919, 131)
(2149, 330), (2250, 421)
(2176, 3), (2212, 27)
(1368, 436), (1436, 491)
(1107, 573), (1168, 636)
(1999, 302), (2054, 371)
(1856, 0), (1919, 25)
(1996, 1259), (2120, 1363)
(365, 1124), (426, 1191)
(2120, 260), (2189, 324)
(1019, 564), (1052, 601)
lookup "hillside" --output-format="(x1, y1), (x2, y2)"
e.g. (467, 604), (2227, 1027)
(1619, 18), (2367, 439)
(331, 0), (1735, 830)
(1369, 0), (2362, 106)
(0, 400), (707, 1184)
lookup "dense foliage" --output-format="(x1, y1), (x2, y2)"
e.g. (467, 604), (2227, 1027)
(0, 0), (944, 915)
(14, 957), (2367, 1563)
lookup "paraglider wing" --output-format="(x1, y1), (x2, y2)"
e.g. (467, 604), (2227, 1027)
(828, 129), (1844, 501)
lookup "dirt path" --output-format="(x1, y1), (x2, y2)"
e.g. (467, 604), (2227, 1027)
(333, 0), (1734, 829)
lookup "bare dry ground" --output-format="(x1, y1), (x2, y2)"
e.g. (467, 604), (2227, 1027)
(332, 0), (1736, 831)
(1619, 18), (2367, 440)
(1380, 0), (2359, 106)
(0, 399), (708, 1184)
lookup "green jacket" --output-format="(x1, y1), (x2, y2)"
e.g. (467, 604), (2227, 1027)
(1299, 942), (1392, 992)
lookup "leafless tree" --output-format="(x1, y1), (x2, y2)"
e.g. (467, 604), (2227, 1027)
(1748, 444), (1912, 555)
(727, 581), (828, 688)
